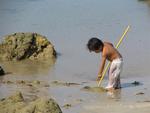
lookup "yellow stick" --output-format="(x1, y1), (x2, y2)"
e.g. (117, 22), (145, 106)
(98, 25), (130, 87)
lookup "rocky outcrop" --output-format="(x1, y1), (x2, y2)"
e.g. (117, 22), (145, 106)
(0, 33), (56, 61)
(0, 92), (62, 113)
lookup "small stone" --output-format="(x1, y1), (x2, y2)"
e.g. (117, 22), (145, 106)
(16, 80), (26, 84)
(83, 86), (90, 89)
(143, 100), (150, 102)
(136, 92), (144, 95)
(63, 104), (72, 109)
(131, 81), (140, 85)
(6, 81), (13, 84)
(0, 66), (5, 76)
(27, 84), (33, 87)
(44, 84), (50, 87)
(33, 80), (40, 84)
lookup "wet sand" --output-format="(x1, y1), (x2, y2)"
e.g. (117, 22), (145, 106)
(0, 62), (150, 113)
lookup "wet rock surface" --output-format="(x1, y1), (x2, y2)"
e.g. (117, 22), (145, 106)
(0, 92), (62, 113)
(81, 86), (107, 93)
(1, 80), (50, 88)
(51, 81), (81, 87)
(0, 33), (56, 61)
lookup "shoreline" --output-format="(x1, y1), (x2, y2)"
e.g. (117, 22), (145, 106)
(0, 73), (150, 113)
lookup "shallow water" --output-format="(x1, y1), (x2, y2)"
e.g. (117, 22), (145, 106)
(0, 0), (150, 113)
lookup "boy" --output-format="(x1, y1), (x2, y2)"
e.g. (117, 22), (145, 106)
(87, 37), (123, 90)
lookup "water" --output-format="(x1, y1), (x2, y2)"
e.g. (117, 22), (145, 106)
(0, 0), (150, 113)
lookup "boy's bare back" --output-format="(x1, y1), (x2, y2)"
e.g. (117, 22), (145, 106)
(102, 42), (122, 62)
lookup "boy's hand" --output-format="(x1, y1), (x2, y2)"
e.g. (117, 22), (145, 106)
(96, 75), (102, 81)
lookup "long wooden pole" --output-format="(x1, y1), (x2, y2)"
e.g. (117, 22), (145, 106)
(98, 25), (130, 87)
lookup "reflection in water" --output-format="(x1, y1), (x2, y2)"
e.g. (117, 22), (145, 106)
(0, 59), (56, 76)
(107, 89), (121, 99)
(0, 76), (4, 86)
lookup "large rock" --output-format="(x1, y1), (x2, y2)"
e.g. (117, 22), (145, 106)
(0, 92), (62, 113)
(0, 33), (56, 61)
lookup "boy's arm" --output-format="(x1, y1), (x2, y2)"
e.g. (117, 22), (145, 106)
(97, 55), (106, 80)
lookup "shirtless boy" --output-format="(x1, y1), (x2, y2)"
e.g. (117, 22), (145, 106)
(87, 37), (123, 90)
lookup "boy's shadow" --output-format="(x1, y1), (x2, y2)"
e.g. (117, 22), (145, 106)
(121, 81), (143, 89)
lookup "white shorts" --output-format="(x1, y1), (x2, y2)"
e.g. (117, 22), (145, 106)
(106, 58), (123, 89)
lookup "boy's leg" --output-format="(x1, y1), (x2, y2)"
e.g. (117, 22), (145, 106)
(113, 62), (122, 89)
(114, 74), (121, 89)
(106, 60), (122, 90)
(115, 60), (123, 89)
(105, 62), (116, 90)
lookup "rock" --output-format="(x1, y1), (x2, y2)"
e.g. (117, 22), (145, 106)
(16, 80), (26, 84)
(32, 80), (41, 85)
(0, 92), (62, 113)
(19, 98), (62, 113)
(2, 80), (50, 88)
(8, 91), (24, 102)
(0, 92), (26, 113)
(143, 100), (150, 102)
(131, 81), (140, 86)
(0, 66), (5, 75)
(0, 33), (56, 61)
(63, 104), (72, 109)
(51, 81), (81, 87)
(136, 92), (145, 95)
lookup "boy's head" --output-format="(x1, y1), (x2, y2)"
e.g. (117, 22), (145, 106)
(87, 37), (104, 53)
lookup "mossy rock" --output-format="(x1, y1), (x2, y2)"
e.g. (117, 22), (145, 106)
(0, 92), (62, 113)
(0, 33), (56, 61)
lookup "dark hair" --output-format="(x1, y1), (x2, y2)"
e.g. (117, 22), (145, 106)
(87, 37), (104, 52)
